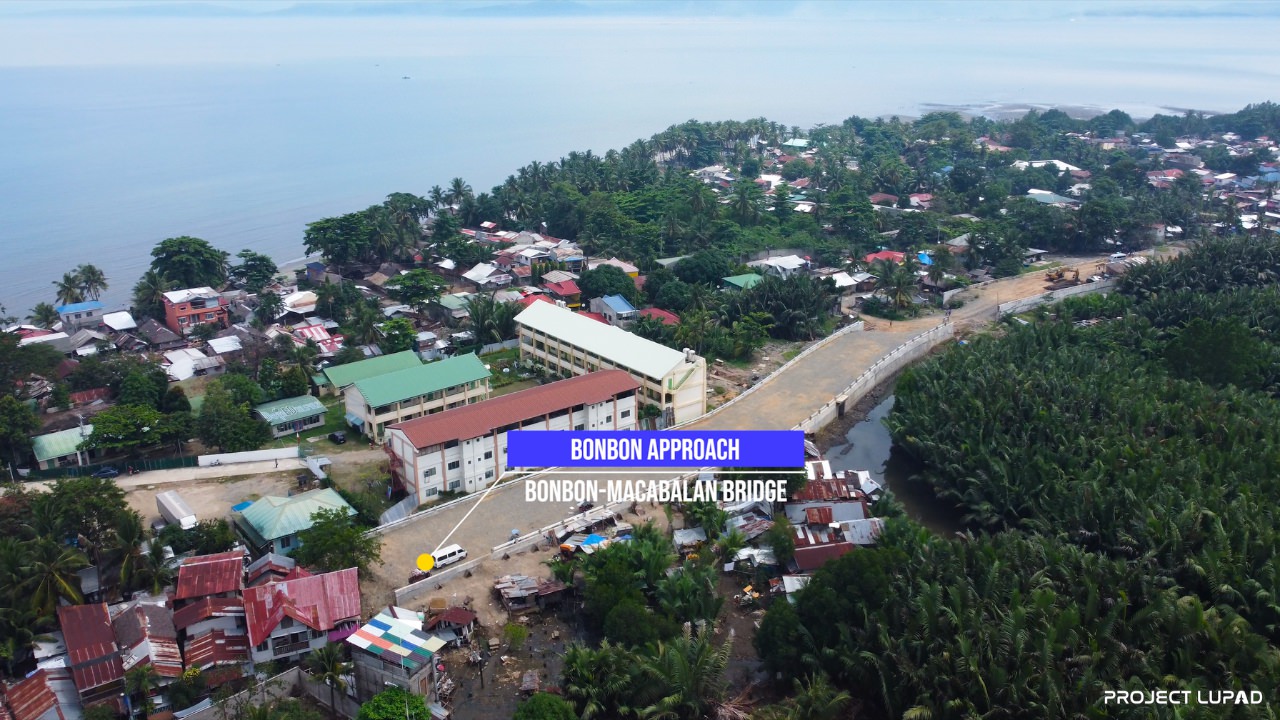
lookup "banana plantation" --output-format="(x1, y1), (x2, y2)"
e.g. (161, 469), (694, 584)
(757, 237), (1280, 719)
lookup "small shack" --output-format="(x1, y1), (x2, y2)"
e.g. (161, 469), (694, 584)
(493, 575), (568, 614)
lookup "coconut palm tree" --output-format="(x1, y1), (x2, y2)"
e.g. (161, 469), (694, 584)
(76, 264), (109, 301)
(132, 269), (172, 321)
(0, 605), (53, 677)
(53, 272), (86, 307)
(105, 510), (146, 594)
(637, 623), (733, 720)
(23, 540), (88, 617)
(133, 544), (176, 597)
(305, 643), (351, 718)
(447, 177), (472, 207)
(126, 664), (160, 718)
(27, 302), (61, 329)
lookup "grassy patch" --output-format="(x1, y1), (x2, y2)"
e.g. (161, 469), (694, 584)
(782, 348), (801, 361)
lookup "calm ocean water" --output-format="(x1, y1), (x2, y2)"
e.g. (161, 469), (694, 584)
(1, 5), (1278, 315)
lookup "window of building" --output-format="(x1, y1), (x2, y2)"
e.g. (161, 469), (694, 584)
(424, 488), (439, 497)
(257, 642), (268, 652)
(449, 479), (461, 491)
(281, 617), (294, 629)
(447, 460), (460, 470)
(621, 409), (631, 419)
(603, 415), (612, 424)
(484, 470), (494, 479)
(423, 468), (437, 478)
(205, 312), (216, 321)
(280, 536), (292, 549)
(310, 629), (324, 639)
(179, 316), (189, 325)
(483, 450), (493, 460)
(574, 424), (585, 431)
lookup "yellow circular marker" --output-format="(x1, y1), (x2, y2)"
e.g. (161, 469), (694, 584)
(416, 553), (435, 573)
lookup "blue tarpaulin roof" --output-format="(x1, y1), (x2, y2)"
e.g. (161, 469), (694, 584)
(918, 252), (933, 265)
(232, 501), (253, 513)
(582, 534), (606, 545)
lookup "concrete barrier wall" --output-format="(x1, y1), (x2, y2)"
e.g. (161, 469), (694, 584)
(795, 323), (956, 435)
(198, 447), (301, 467)
(996, 278), (1118, 316)
(181, 668), (304, 720)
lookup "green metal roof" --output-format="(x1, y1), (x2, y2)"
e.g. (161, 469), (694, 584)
(723, 273), (763, 290)
(436, 293), (473, 311)
(237, 488), (354, 542)
(351, 353), (490, 408)
(253, 395), (328, 425)
(322, 350), (422, 390)
(32, 425), (93, 463)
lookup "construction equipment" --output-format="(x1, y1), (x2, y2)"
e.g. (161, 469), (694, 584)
(1045, 267), (1082, 289)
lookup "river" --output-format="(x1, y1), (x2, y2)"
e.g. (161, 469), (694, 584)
(821, 394), (964, 536)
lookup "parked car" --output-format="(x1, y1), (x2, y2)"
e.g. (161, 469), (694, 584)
(92, 466), (120, 478)
(329, 431), (346, 445)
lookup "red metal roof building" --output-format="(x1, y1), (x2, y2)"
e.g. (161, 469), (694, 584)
(243, 568), (361, 665)
(638, 307), (680, 326)
(56, 604), (124, 705)
(182, 630), (251, 672)
(864, 250), (906, 265)
(385, 371), (640, 501)
(1, 670), (64, 720)
(175, 551), (245, 600)
(541, 280), (581, 307)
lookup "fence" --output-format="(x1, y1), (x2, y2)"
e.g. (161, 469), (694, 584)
(680, 319), (865, 428)
(995, 278), (1118, 316)
(17, 454), (198, 481)
(198, 447), (301, 467)
(794, 323), (956, 434)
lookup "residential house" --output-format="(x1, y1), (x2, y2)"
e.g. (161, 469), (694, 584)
(430, 293), (474, 327)
(1024, 248), (1049, 263)
(586, 257), (639, 277)
(864, 250), (906, 265)
(908, 193), (934, 209)
(56, 604), (124, 708)
(385, 371), (639, 502)
(344, 353), (491, 442)
(162, 288), (229, 337)
(319, 349), (422, 397)
(722, 273), (763, 291)
(56, 302), (105, 332)
(589, 294), (637, 327)
(748, 255), (810, 279)
(783, 478), (870, 526)
(245, 553), (297, 587)
(424, 608), (477, 648)
(493, 575), (568, 614)
(233, 488), (356, 557)
(867, 193), (898, 206)
(1010, 159), (1081, 174)
(253, 396), (328, 439)
(515, 301), (707, 426)
(542, 279), (582, 308)
(172, 551), (249, 673)
(461, 263), (512, 291)
(163, 348), (225, 382)
(0, 669), (68, 720)
(347, 606), (441, 702)
(31, 425), (95, 470)
(100, 311), (137, 334)
(638, 307), (680, 326)
(110, 599), (183, 704)
(540, 270), (579, 285)
(133, 319), (184, 352)
(243, 568), (361, 667)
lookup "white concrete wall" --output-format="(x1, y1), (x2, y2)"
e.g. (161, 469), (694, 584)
(199, 447), (300, 466)
(996, 278), (1118, 316)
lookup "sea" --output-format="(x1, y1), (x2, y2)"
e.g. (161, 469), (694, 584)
(2, 1), (1279, 315)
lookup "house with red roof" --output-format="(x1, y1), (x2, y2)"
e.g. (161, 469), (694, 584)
(243, 567), (361, 667)
(541, 279), (581, 308)
(56, 604), (124, 708)
(173, 552), (249, 672)
(111, 600), (183, 681)
(638, 308), (680, 326)
(0, 670), (66, 720)
(868, 193), (899, 206)
(864, 250), (906, 265)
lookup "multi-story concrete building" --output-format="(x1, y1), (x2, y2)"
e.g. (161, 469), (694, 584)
(162, 287), (229, 336)
(344, 353), (491, 442)
(514, 301), (706, 426)
(385, 371), (639, 502)
(243, 567), (360, 668)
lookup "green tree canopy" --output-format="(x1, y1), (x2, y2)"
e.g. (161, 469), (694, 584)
(230, 250), (279, 293)
(0, 395), (40, 466)
(84, 404), (164, 453)
(195, 381), (269, 453)
(577, 264), (638, 302)
(378, 317), (417, 354)
(149, 236), (229, 289)
(292, 507), (382, 577)
(513, 693), (577, 720)
(385, 269), (447, 315)
(356, 687), (425, 720)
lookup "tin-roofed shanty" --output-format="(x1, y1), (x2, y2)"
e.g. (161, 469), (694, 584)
(175, 551), (245, 600)
(56, 604), (124, 705)
(493, 575), (568, 613)
(110, 601), (182, 678)
(346, 606), (442, 702)
(2, 669), (63, 720)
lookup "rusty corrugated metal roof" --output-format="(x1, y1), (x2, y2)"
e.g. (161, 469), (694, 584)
(5, 669), (58, 720)
(243, 568), (361, 647)
(175, 552), (244, 600)
(57, 604), (124, 693)
(112, 603), (182, 678)
(804, 506), (834, 525)
(183, 630), (249, 671)
(789, 479), (859, 503)
(172, 598), (244, 631)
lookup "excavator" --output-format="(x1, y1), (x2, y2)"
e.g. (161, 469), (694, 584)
(1044, 267), (1081, 289)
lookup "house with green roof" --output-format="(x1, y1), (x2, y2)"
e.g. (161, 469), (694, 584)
(319, 350), (423, 396)
(722, 273), (764, 291)
(253, 395), (329, 438)
(31, 424), (97, 470)
(233, 487), (355, 556)
(344, 353), (491, 442)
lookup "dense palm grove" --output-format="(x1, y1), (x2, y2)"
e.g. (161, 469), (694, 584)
(752, 237), (1280, 718)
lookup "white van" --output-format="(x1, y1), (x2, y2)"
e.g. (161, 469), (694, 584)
(432, 544), (468, 568)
